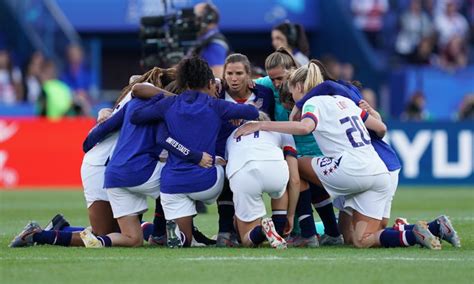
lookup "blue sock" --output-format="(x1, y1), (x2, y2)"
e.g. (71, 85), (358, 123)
(33, 230), (72, 246)
(271, 211), (287, 236)
(428, 220), (440, 237)
(309, 182), (339, 237)
(61, 226), (85, 232)
(248, 225), (266, 245)
(296, 189), (317, 238)
(141, 222), (154, 241)
(397, 220), (440, 237)
(379, 229), (416, 247)
(97, 236), (112, 247)
(153, 197), (166, 237)
(217, 181), (235, 233)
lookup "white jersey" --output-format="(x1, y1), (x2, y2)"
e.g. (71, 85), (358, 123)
(225, 127), (296, 178)
(302, 95), (387, 176)
(82, 92), (133, 166)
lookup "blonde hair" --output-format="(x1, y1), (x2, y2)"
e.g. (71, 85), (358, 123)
(288, 61), (325, 93)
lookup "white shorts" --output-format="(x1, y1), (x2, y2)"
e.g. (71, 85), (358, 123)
(81, 162), (108, 208)
(333, 169), (400, 219)
(160, 165), (224, 220)
(106, 162), (164, 219)
(230, 160), (289, 222)
(311, 156), (391, 220)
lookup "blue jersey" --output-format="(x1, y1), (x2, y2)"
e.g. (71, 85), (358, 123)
(296, 80), (401, 171)
(130, 90), (259, 194)
(83, 95), (202, 188)
(215, 83), (275, 157)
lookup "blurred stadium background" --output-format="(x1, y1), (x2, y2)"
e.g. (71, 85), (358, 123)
(0, 1), (473, 283)
(0, 0), (472, 189)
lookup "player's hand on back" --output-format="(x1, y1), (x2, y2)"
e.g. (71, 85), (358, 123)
(234, 121), (261, 138)
(199, 152), (213, 168)
(359, 100), (382, 121)
(97, 108), (113, 123)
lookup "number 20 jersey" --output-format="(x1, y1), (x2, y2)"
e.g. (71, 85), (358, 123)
(301, 95), (388, 176)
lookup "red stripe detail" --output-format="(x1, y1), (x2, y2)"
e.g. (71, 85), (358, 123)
(283, 146), (297, 155)
(399, 231), (406, 247)
(302, 112), (318, 131)
(235, 98), (248, 104)
(360, 110), (369, 122)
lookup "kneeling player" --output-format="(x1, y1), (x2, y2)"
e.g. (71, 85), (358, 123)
(227, 112), (300, 249)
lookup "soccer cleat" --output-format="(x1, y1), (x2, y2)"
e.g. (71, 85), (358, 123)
(436, 215), (461, 248)
(286, 235), (319, 248)
(80, 227), (103, 248)
(166, 220), (183, 248)
(261, 218), (287, 249)
(148, 235), (167, 246)
(44, 214), (70, 231)
(193, 226), (217, 246)
(216, 232), (240, 248)
(413, 221), (441, 250)
(319, 234), (344, 246)
(190, 237), (207, 247)
(9, 221), (42, 248)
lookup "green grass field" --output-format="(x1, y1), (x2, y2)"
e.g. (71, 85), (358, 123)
(1, 187), (473, 284)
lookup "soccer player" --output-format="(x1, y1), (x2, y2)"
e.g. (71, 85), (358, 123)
(9, 68), (176, 248)
(255, 48), (342, 245)
(130, 57), (258, 247)
(225, 112), (300, 249)
(235, 61), (449, 249)
(214, 53), (275, 247)
(290, 62), (460, 248)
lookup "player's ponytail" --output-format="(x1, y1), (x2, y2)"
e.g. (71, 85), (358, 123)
(265, 47), (299, 71)
(115, 67), (176, 107)
(304, 62), (324, 93)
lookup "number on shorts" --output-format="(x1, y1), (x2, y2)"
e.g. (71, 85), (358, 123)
(339, 116), (370, 148)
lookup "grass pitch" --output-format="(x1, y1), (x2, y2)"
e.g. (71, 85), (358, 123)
(1, 187), (473, 284)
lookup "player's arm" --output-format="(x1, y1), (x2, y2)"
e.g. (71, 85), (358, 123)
(363, 112), (387, 138)
(234, 118), (315, 138)
(281, 135), (300, 235)
(359, 99), (382, 121)
(83, 105), (126, 153)
(130, 95), (170, 125)
(156, 123), (212, 168)
(132, 83), (176, 99)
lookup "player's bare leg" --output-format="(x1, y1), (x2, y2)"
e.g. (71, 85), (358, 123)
(338, 211), (354, 245)
(174, 216), (193, 247)
(88, 201), (120, 235)
(351, 211), (383, 248)
(106, 215), (143, 247)
(236, 218), (263, 247)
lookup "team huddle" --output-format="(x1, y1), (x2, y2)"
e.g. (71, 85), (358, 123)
(10, 49), (461, 250)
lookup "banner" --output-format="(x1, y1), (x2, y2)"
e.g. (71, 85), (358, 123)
(0, 118), (95, 188)
(0, 118), (472, 188)
(386, 121), (473, 185)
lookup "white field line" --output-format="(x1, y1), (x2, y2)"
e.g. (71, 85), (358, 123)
(181, 256), (471, 262)
(2, 255), (469, 262)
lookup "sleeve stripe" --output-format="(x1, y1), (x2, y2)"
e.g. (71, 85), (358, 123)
(301, 112), (318, 131)
(283, 146), (298, 158)
(302, 112), (318, 124)
(361, 110), (369, 122)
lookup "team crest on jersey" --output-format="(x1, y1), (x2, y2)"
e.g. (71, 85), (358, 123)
(303, 105), (315, 114)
